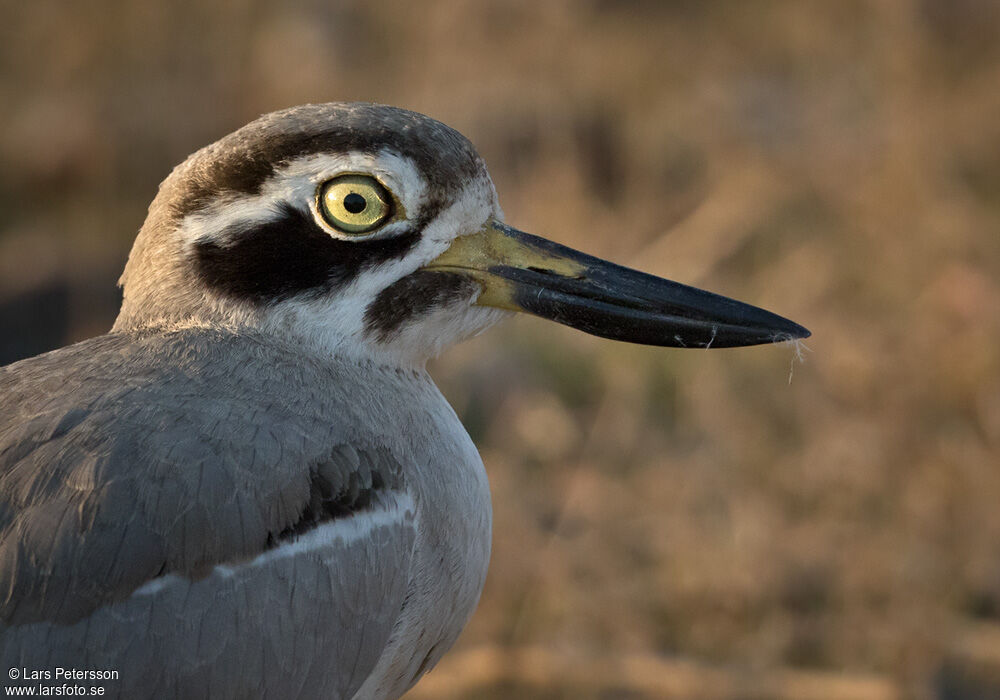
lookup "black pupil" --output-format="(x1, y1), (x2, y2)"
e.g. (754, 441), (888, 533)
(343, 193), (367, 214)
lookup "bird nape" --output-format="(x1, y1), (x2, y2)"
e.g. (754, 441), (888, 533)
(0, 102), (808, 700)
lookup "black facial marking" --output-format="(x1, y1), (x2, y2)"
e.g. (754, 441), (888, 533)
(364, 269), (479, 342)
(170, 103), (484, 220)
(193, 203), (427, 304)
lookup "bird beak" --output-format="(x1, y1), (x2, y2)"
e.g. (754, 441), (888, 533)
(423, 219), (810, 348)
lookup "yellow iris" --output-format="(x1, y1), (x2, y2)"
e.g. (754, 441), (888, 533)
(319, 175), (393, 234)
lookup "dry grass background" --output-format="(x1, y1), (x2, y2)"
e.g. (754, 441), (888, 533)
(2, 1), (1000, 698)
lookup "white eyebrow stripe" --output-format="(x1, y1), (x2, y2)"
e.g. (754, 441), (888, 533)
(175, 151), (429, 248)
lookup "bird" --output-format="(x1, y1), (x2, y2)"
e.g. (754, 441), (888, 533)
(0, 102), (809, 699)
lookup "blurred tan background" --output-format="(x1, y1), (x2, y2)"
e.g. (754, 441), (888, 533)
(3, 1), (1000, 698)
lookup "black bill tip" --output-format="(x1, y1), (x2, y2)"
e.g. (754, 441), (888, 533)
(506, 267), (810, 348)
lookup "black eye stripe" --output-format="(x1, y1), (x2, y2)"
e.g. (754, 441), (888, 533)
(192, 203), (434, 304)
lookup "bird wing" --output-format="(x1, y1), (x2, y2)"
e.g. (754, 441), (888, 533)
(0, 331), (417, 695)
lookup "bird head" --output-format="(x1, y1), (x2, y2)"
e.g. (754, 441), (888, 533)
(115, 103), (808, 366)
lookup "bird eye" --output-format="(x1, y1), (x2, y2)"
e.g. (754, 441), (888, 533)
(319, 175), (393, 234)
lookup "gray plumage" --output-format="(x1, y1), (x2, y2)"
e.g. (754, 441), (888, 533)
(0, 329), (491, 698)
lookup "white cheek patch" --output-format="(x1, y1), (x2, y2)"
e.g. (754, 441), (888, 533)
(388, 304), (511, 362)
